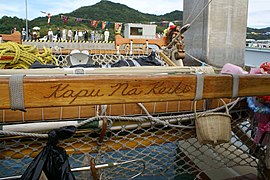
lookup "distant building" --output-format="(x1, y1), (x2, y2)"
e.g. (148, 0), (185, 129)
(123, 23), (157, 39)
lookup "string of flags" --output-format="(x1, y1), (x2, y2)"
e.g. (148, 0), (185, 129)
(43, 13), (181, 30)
(59, 15), (112, 29)
(71, 17), (123, 30)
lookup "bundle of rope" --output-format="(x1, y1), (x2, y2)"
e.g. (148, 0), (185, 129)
(0, 42), (58, 69)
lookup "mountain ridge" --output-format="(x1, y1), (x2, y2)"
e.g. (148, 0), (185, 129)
(65, 0), (182, 23)
(0, 0), (269, 40)
(0, 0), (182, 36)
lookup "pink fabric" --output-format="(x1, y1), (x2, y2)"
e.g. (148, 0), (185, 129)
(258, 123), (270, 132)
(254, 131), (270, 145)
(253, 113), (270, 145)
(220, 63), (270, 145)
(221, 63), (248, 74)
(255, 113), (270, 123)
(249, 68), (262, 74)
(249, 62), (270, 145)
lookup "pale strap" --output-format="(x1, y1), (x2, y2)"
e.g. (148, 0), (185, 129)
(131, 59), (141, 67)
(9, 74), (26, 111)
(231, 74), (239, 98)
(194, 74), (204, 101)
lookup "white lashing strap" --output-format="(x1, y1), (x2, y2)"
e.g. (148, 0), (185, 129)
(131, 59), (141, 67)
(194, 74), (204, 101)
(9, 74), (26, 111)
(231, 74), (239, 98)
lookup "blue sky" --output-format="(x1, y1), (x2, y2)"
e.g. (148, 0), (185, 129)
(0, 0), (269, 28)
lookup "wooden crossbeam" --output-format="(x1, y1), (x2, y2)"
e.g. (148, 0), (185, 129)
(1, 73), (270, 109)
(115, 34), (166, 48)
(0, 31), (22, 44)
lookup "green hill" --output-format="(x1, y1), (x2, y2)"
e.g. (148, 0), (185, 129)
(0, 0), (183, 38)
(67, 1), (160, 22)
(0, 16), (26, 34)
(246, 27), (270, 40)
(1, 0), (269, 40)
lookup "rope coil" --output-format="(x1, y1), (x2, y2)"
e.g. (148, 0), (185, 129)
(0, 42), (58, 69)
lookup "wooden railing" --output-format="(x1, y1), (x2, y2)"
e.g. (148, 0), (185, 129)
(115, 34), (166, 49)
(0, 71), (270, 109)
(0, 31), (22, 44)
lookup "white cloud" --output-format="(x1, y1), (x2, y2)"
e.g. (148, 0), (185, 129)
(0, 2), (23, 18)
(247, 0), (270, 28)
(108, 0), (183, 15)
(247, 10), (270, 28)
(46, 0), (99, 15)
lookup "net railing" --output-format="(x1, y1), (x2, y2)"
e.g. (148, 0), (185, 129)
(0, 99), (261, 179)
(56, 53), (154, 67)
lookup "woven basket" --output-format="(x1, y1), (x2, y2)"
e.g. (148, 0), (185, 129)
(194, 99), (232, 145)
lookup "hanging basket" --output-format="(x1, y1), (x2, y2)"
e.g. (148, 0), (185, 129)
(194, 99), (232, 145)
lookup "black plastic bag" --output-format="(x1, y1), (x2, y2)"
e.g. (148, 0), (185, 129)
(20, 126), (76, 180)
(135, 51), (162, 66)
(30, 60), (62, 69)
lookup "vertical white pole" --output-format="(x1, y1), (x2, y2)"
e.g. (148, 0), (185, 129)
(116, 45), (120, 55)
(129, 40), (133, 55)
(146, 40), (149, 55)
(25, 0), (29, 40)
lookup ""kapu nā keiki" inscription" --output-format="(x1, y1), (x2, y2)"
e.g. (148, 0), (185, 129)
(44, 81), (192, 104)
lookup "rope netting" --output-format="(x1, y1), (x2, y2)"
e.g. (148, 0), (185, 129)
(54, 50), (168, 68)
(0, 99), (261, 179)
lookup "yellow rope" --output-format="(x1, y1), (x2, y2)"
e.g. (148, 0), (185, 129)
(0, 42), (58, 69)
